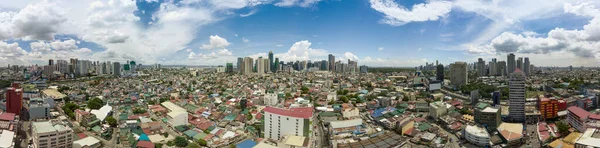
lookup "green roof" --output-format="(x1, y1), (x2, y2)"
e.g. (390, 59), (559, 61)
(397, 103), (409, 108)
(417, 122), (432, 131)
(184, 104), (199, 112)
(132, 128), (144, 135)
(91, 126), (102, 133)
(184, 130), (199, 138)
(476, 102), (490, 110)
(175, 125), (189, 132)
(318, 112), (340, 117)
(193, 133), (208, 140)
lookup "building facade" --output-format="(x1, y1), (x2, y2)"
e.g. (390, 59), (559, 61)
(539, 98), (559, 120)
(509, 69), (526, 123)
(464, 125), (490, 146)
(263, 107), (313, 140)
(507, 53), (515, 74)
(450, 62), (468, 87)
(567, 106), (590, 132)
(5, 83), (23, 115)
(32, 121), (74, 148)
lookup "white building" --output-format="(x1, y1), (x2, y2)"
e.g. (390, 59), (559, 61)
(464, 125), (490, 146)
(73, 137), (101, 148)
(161, 102), (188, 127)
(508, 69), (526, 122)
(216, 67), (226, 73)
(0, 130), (14, 148)
(264, 93), (278, 106)
(32, 121), (74, 148)
(327, 92), (337, 102)
(342, 108), (360, 119)
(90, 104), (112, 121)
(576, 128), (600, 147)
(429, 101), (448, 119)
(264, 107), (313, 140)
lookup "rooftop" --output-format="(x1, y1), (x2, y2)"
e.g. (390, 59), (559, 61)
(568, 106), (590, 119)
(32, 121), (70, 134)
(576, 128), (600, 147)
(263, 106), (313, 119)
(497, 122), (523, 141)
(284, 135), (309, 147)
(482, 107), (499, 113)
(73, 137), (100, 147)
(330, 119), (363, 129)
(161, 101), (187, 112)
(465, 125), (489, 138)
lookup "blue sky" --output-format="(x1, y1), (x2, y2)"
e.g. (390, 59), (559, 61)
(1, 0), (600, 67)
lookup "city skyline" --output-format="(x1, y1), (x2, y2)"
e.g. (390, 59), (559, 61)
(0, 0), (599, 67)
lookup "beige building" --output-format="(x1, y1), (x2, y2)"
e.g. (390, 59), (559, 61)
(341, 108), (360, 119)
(449, 62), (468, 87)
(32, 121), (74, 148)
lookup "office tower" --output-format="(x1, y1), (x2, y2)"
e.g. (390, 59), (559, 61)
(237, 57), (243, 72)
(476, 58), (486, 76)
(264, 58), (270, 73)
(450, 62), (468, 87)
(269, 51), (274, 72)
(113, 62), (121, 76)
(130, 61), (136, 73)
(497, 61), (507, 76)
(492, 58), (497, 63)
(102, 62), (107, 74)
(474, 103), (501, 131)
(226, 63), (233, 73)
(57, 60), (68, 74)
(43, 65), (54, 79)
(32, 121), (74, 148)
(436, 64), (444, 81)
(507, 53), (516, 74)
(492, 91), (501, 106)
(509, 69), (526, 123)
(274, 58), (279, 73)
(49, 59), (54, 65)
(328, 54), (335, 71)
(360, 65), (368, 73)
(524, 57), (530, 76)
(320, 60), (327, 70)
(257, 57), (264, 74)
(489, 61), (496, 76)
(107, 61), (112, 74)
(517, 57), (523, 71)
(263, 106), (313, 140)
(5, 83), (22, 115)
(243, 57), (253, 75)
(471, 90), (480, 105)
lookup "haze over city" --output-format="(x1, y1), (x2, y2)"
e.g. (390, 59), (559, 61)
(0, 0), (599, 67)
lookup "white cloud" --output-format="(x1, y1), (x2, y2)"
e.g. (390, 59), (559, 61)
(217, 49), (233, 56)
(276, 44), (283, 47)
(50, 39), (79, 51)
(275, 0), (322, 8)
(378, 47), (384, 51)
(240, 9), (257, 17)
(201, 35), (231, 50)
(369, 0), (452, 26)
(11, 1), (67, 40)
(343, 52), (359, 61)
(275, 40), (328, 62)
(186, 48), (192, 52)
(0, 12), (15, 40)
(417, 48), (422, 51)
(242, 37), (250, 43)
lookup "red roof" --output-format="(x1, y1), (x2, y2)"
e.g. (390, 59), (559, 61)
(589, 114), (600, 120)
(0, 113), (15, 121)
(538, 123), (548, 132)
(263, 107), (313, 119)
(77, 133), (88, 139)
(136, 141), (154, 148)
(568, 106), (590, 119)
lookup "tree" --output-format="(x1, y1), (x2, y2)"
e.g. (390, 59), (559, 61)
(197, 139), (208, 146)
(186, 143), (202, 148)
(301, 86), (309, 94)
(229, 144), (236, 148)
(106, 116), (117, 127)
(87, 98), (104, 110)
(155, 143), (163, 148)
(62, 96), (71, 103)
(163, 132), (169, 137)
(174, 136), (189, 147)
(166, 140), (175, 146)
(557, 122), (570, 136)
(133, 108), (147, 114)
(339, 96), (349, 103)
(62, 103), (79, 119)
(240, 99), (247, 111)
(246, 114), (253, 121)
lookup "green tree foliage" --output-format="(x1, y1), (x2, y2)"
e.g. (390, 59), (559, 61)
(0, 80), (12, 88)
(459, 82), (496, 98)
(155, 143), (163, 148)
(166, 141), (175, 146)
(174, 136), (189, 147)
(133, 108), (147, 114)
(301, 86), (309, 94)
(106, 116), (117, 127)
(197, 139), (208, 146)
(557, 122), (570, 136)
(339, 96), (349, 103)
(87, 98), (104, 110)
(246, 114), (253, 121)
(62, 103), (79, 119)
(459, 108), (472, 115)
(186, 143), (201, 148)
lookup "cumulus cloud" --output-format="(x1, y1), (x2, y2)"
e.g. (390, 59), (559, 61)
(466, 2), (600, 60)
(275, 40), (328, 62)
(201, 35), (231, 50)
(369, 0), (452, 26)
(343, 52), (359, 61)
(50, 39), (79, 51)
(0, 12), (15, 40)
(11, 1), (67, 40)
(217, 49), (233, 56)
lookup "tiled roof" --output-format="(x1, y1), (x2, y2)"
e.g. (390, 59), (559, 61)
(263, 106), (313, 119)
(567, 106), (590, 119)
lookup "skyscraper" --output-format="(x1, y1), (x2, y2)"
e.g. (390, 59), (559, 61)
(507, 53), (516, 74)
(436, 64), (444, 81)
(524, 57), (530, 76)
(243, 57), (253, 75)
(274, 58), (279, 73)
(237, 57), (243, 73)
(226, 63), (233, 73)
(49, 59), (54, 65)
(263, 58), (269, 73)
(517, 57), (523, 71)
(269, 51), (274, 72)
(497, 61), (507, 76)
(328, 54), (335, 71)
(113, 62), (121, 76)
(5, 82), (22, 115)
(477, 58), (486, 76)
(450, 62), (468, 87)
(509, 68), (526, 123)
(489, 61), (496, 76)
(257, 57), (265, 74)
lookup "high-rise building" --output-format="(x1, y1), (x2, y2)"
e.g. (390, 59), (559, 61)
(517, 57), (523, 71)
(492, 91), (501, 106)
(274, 58), (279, 73)
(539, 98), (558, 120)
(328, 54), (335, 71)
(507, 53), (516, 74)
(129, 61), (136, 73)
(49, 59), (54, 65)
(471, 90), (480, 105)
(524, 57), (530, 76)
(226, 63), (233, 73)
(263, 107), (313, 140)
(243, 57), (253, 75)
(497, 61), (507, 76)
(5, 83), (22, 115)
(436, 64), (444, 81)
(477, 58), (486, 76)
(489, 61), (496, 76)
(32, 121), (74, 148)
(264, 58), (270, 73)
(508, 69), (526, 123)
(237, 57), (243, 72)
(113, 62), (121, 76)
(360, 65), (368, 73)
(474, 103), (501, 131)
(269, 51), (274, 72)
(450, 62), (468, 87)
(257, 57), (265, 74)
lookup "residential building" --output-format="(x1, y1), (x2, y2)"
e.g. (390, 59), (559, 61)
(509, 69), (526, 123)
(328, 54), (335, 71)
(517, 57), (523, 71)
(237, 57), (243, 72)
(575, 128), (600, 148)
(429, 101), (448, 119)
(539, 98), (559, 120)
(497, 61), (507, 76)
(524, 57), (530, 76)
(5, 83), (22, 115)
(326, 92), (337, 102)
(477, 58), (486, 76)
(243, 57), (253, 75)
(567, 106), (590, 132)
(474, 103), (501, 130)
(32, 121), (74, 148)
(29, 98), (50, 120)
(161, 102), (188, 127)
(464, 125), (490, 146)
(360, 65), (368, 73)
(73, 137), (101, 148)
(263, 107), (313, 140)
(341, 108), (359, 119)
(113, 62), (121, 76)
(450, 62), (468, 87)
(264, 93), (278, 106)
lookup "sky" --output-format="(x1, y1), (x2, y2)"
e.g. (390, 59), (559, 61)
(0, 0), (600, 67)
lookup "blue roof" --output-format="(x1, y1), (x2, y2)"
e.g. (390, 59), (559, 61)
(236, 139), (257, 148)
(184, 130), (199, 138)
(138, 134), (150, 141)
(371, 107), (397, 118)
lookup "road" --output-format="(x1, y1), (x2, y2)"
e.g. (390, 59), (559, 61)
(312, 115), (326, 148)
(430, 123), (460, 148)
(522, 124), (540, 148)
